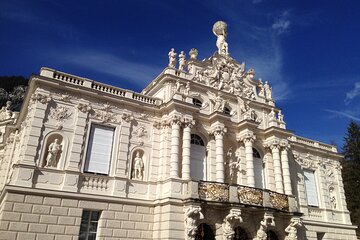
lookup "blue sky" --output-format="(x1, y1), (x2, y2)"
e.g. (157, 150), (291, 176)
(1, 0), (360, 148)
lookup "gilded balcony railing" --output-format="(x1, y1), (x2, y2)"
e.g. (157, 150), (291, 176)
(198, 181), (229, 202)
(197, 181), (292, 212)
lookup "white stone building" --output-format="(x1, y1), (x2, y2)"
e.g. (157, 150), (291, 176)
(0, 21), (357, 240)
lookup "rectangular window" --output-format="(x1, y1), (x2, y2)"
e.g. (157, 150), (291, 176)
(304, 170), (319, 207)
(85, 124), (114, 174)
(79, 210), (101, 240)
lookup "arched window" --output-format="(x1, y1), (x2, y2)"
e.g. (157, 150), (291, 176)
(195, 223), (215, 240)
(266, 230), (279, 240)
(233, 227), (249, 240)
(190, 134), (206, 180)
(191, 134), (205, 146)
(193, 98), (203, 107)
(223, 106), (231, 115)
(253, 148), (265, 189)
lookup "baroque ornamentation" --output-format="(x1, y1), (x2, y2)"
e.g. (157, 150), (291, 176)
(238, 186), (263, 205)
(285, 217), (303, 240)
(198, 182), (229, 202)
(77, 103), (92, 113)
(182, 117), (195, 128)
(210, 124), (227, 137)
(121, 112), (134, 123)
(185, 206), (204, 240)
(256, 213), (275, 240)
(31, 93), (52, 104)
(269, 192), (289, 210)
(222, 209), (243, 240)
(133, 126), (148, 145)
(293, 151), (317, 170)
(238, 131), (256, 144)
(49, 106), (72, 129)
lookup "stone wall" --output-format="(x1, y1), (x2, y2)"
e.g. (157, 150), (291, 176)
(0, 191), (154, 240)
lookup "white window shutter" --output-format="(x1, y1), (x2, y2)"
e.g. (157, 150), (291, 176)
(304, 171), (319, 206)
(85, 125), (114, 174)
(253, 157), (264, 189)
(190, 144), (207, 181)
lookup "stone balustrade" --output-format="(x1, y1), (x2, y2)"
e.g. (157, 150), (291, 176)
(40, 67), (162, 106)
(288, 135), (337, 153)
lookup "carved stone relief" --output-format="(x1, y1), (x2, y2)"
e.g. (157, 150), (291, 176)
(43, 136), (63, 168)
(285, 217), (303, 240)
(49, 106), (72, 129)
(256, 213), (275, 240)
(222, 209), (243, 240)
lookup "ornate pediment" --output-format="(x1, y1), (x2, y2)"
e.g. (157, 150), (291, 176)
(192, 52), (257, 100)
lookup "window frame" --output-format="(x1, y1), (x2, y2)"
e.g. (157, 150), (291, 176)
(79, 210), (101, 240)
(83, 123), (115, 175)
(304, 170), (319, 207)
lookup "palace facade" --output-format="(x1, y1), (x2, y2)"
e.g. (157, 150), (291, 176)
(0, 21), (357, 240)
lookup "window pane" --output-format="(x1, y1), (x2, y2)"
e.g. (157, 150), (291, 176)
(85, 125), (114, 174)
(304, 171), (319, 206)
(79, 210), (101, 240)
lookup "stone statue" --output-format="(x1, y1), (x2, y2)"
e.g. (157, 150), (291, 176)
(258, 80), (265, 97)
(208, 91), (226, 112)
(185, 206), (204, 240)
(184, 82), (191, 96)
(168, 48), (177, 68)
(329, 187), (337, 209)
(278, 110), (284, 122)
(179, 51), (186, 71)
(222, 209), (243, 240)
(269, 108), (276, 121)
(256, 213), (275, 240)
(227, 148), (240, 182)
(213, 21), (229, 55)
(0, 101), (13, 121)
(133, 151), (144, 180)
(45, 139), (61, 167)
(285, 218), (303, 240)
(264, 81), (272, 100)
(189, 48), (198, 59)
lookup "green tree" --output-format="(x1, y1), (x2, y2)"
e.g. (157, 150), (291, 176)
(342, 121), (360, 236)
(0, 76), (28, 110)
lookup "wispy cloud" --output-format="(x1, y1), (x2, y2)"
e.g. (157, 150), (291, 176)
(345, 82), (360, 104)
(324, 109), (360, 122)
(59, 51), (162, 87)
(272, 11), (291, 35)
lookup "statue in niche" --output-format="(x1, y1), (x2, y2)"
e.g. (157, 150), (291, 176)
(132, 151), (144, 180)
(168, 48), (177, 68)
(285, 218), (303, 240)
(213, 21), (229, 55)
(264, 81), (272, 100)
(179, 51), (186, 71)
(45, 139), (61, 167)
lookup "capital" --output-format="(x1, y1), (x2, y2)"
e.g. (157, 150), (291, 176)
(264, 139), (280, 150)
(182, 117), (195, 128)
(169, 114), (182, 126)
(280, 139), (290, 151)
(238, 131), (256, 144)
(210, 124), (227, 136)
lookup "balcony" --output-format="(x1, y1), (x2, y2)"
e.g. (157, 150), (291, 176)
(191, 181), (297, 213)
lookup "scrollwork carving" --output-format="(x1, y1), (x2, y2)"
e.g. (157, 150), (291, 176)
(238, 186), (263, 205)
(198, 182), (229, 202)
(49, 106), (72, 129)
(269, 192), (289, 210)
(31, 93), (52, 104)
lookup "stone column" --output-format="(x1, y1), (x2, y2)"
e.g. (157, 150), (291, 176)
(211, 123), (227, 183)
(240, 131), (256, 187)
(170, 115), (182, 178)
(280, 140), (292, 195)
(269, 140), (284, 193)
(182, 117), (195, 180)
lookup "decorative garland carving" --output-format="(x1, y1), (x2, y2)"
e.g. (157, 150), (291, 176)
(238, 186), (263, 205)
(31, 93), (52, 104)
(49, 106), (72, 129)
(198, 182), (229, 202)
(269, 191), (289, 210)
